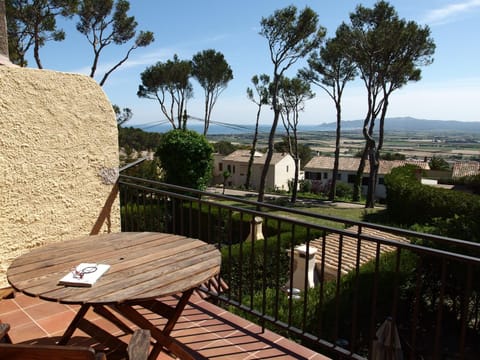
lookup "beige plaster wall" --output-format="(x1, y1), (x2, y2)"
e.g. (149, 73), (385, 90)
(0, 66), (120, 287)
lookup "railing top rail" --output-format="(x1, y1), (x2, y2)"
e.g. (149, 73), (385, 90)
(118, 175), (480, 262)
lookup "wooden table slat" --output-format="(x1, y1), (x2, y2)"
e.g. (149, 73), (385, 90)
(19, 243), (216, 302)
(8, 233), (180, 276)
(8, 232), (221, 305)
(8, 236), (205, 284)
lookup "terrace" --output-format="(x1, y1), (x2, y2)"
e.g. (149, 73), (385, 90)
(1, 61), (479, 360)
(5, 172), (479, 359)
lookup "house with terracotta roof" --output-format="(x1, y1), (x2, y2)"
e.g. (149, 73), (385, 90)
(452, 161), (480, 179)
(304, 156), (430, 199)
(212, 150), (300, 191)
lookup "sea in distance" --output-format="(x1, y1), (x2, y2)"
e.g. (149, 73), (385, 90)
(135, 122), (325, 135)
(134, 117), (480, 135)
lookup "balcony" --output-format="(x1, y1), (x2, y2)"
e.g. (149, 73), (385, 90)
(2, 174), (480, 359)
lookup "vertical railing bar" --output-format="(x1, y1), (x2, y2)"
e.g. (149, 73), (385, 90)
(350, 226), (362, 353)
(164, 186), (169, 232)
(273, 217), (282, 323)
(261, 216), (270, 329)
(333, 233), (344, 343)
(287, 223), (296, 328)
(389, 248), (402, 354)
(409, 254), (423, 360)
(302, 227), (311, 334)
(198, 200), (203, 240)
(171, 197), (177, 234)
(459, 263), (473, 358)
(178, 197), (182, 235)
(236, 213), (244, 306)
(133, 188), (139, 231)
(155, 188), (160, 231)
(433, 259), (447, 359)
(317, 229), (327, 339)
(369, 241), (381, 358)
(207, 203), (212, 243)
(119, 183), (124, 230)
(225, 209), (232, 299)
(186, 200), (196, 237)
(238, 209), (243, 305)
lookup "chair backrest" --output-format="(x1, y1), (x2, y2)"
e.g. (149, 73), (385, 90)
(0, 343), (105, 360)
(1, 323), (105, 360)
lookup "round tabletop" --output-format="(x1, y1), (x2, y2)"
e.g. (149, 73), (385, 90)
(7, 232), (221, 304)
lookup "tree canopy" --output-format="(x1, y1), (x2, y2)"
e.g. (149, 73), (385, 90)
(346, 0), (435, 207)
(245, 74), (270, 190)
(277, 75), (314, 202)
(113, 104), (132, 127)
(191, 49), (233, 136)
(6, 0), (77, 67)
(257, 5), (325, 203)
(429, 156), (450, 171)
(137, 54), (193, 130)
(76, 0), (154, 85)
(300, 23), (357, 201)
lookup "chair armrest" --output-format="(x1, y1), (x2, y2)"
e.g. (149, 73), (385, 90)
(128, 329), (150, 360)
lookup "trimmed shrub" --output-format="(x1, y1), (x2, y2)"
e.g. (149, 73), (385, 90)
(384, 165), (480, 242)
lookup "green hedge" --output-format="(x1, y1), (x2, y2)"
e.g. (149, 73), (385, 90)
(384, 165), (480, 242)
(230, 249), (419, 356)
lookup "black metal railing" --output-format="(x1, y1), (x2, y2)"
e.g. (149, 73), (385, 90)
(118, 174), (480, 359)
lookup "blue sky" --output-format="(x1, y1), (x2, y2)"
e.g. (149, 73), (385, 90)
(25, 0), (480, 127)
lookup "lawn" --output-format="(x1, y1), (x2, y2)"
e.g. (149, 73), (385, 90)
(273, 203), (384, 230)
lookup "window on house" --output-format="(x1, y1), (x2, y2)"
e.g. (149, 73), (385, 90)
(362, 177), (369, 186)
(219, 163), (223, 171)
(337, 173), (342, 180)
(347, 174), (356, 183)
(233, 165), (236, 174)
(286, 165), (289, 172)
(323, 172), (328, 179)
(378, 177), (385, 185)
(227, 165), (231, 172)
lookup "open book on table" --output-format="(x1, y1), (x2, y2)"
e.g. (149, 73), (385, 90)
(58, 263), (110, 287)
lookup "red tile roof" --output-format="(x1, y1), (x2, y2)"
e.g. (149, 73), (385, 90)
(222, 150), (290, 165)
(305, 156), (430, 174)
(452, 161), (480, 178)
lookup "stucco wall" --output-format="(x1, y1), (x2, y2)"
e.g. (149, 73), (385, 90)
(0, 66), (120, 287)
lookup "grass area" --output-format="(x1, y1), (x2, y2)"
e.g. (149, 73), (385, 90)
(273, 205), (384, 230)
(205, 192), (386, 230)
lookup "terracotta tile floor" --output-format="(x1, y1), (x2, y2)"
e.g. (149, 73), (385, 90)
(0, 292), (330, 359)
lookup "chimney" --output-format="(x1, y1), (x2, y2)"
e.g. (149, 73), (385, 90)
(247, 216), (264, 242)
(285, 244), (318, 291)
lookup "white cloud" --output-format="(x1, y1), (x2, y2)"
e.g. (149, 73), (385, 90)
(423, 0), (480, 25)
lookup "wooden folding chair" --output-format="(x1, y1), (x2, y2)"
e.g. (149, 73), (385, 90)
(0, 323), (150, 360)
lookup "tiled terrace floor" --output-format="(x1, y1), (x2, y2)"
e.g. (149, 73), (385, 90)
(0, 291), (329, 359)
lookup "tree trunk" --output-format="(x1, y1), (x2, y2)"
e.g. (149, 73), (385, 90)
(245, 104), (261, 190)
(353, 144), (368, 201)
(365, 144), (378, 208)
(203, 95), (209, 136)
(0, 0), (8, 60)
(257, 108), (280, 204)
(290, 158), (299, 203)
(258, 74), (281, 204)
(329, 102), (342, 201)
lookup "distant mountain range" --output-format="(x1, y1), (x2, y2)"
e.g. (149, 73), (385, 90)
(316, 117), (480, 132)
(136, 117), (480, 134)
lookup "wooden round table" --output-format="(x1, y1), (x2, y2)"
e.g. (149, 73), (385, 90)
(7, 232), (221, 359)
